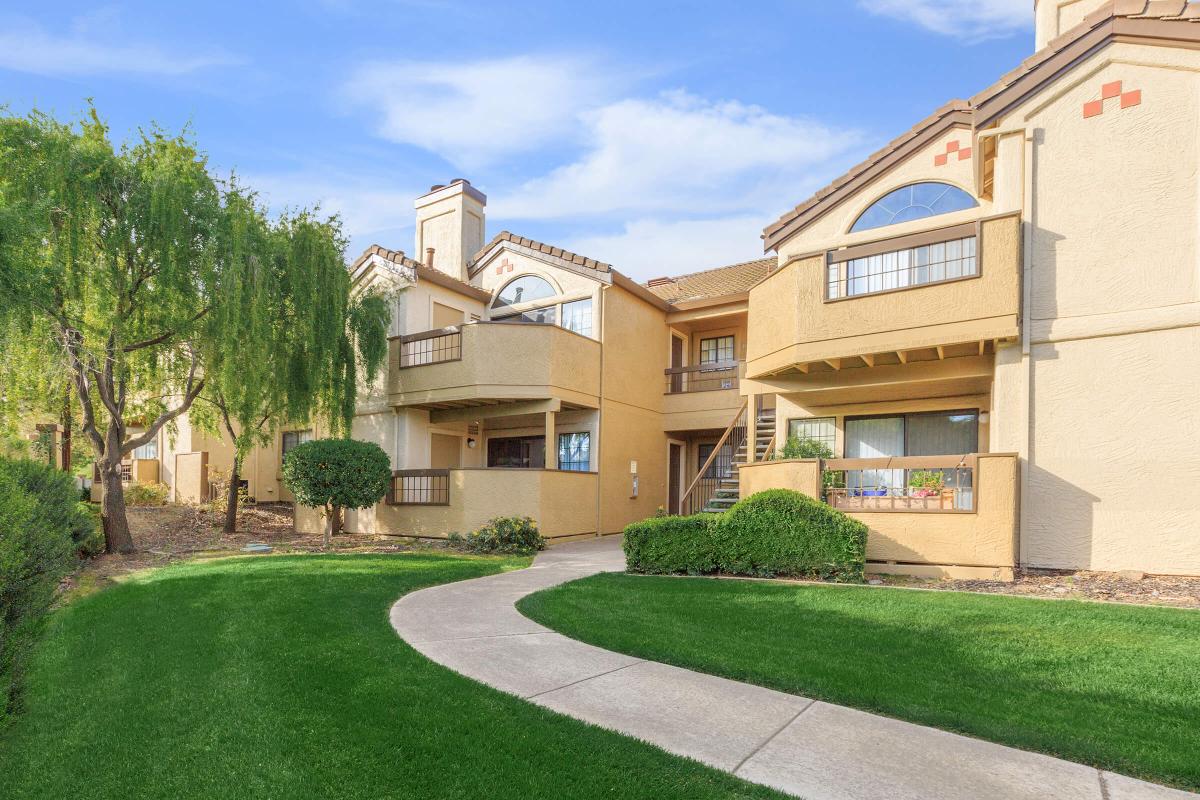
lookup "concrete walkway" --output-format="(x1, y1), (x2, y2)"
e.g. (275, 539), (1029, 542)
(390, 537), (1196, 800)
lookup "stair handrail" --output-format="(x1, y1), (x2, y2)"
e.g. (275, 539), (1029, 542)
(680, 399), (748, 510)
(759, 431), (777, 463)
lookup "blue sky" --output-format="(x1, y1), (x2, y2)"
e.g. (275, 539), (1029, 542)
(1, 0), (1031, 280)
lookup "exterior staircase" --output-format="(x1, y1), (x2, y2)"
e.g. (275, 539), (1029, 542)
(700, 406), (776, 513)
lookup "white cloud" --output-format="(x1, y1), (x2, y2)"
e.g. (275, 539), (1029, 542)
(0, 15), (240, 77)
(858, 0), (1031, 40)
(563, 216), (768, 281)
(493, 91), (861, 220)
(342, 55), (616, 169)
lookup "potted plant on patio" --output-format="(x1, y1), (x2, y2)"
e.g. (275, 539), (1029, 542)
(908, 470), (945, 509)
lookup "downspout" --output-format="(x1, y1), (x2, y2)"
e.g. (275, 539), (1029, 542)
(595, 285), (606, 538)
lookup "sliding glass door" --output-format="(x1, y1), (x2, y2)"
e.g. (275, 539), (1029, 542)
(843, 410), (978, 504)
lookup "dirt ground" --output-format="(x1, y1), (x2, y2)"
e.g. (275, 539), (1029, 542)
(69, 503), (436, 591)
(878, 569), (1200, 609)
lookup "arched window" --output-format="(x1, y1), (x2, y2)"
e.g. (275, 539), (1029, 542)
(850, 182), (977, 233)
(491, 275), (556, 309)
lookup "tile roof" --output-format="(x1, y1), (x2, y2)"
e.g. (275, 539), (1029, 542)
(763, 1), (1200, 252)
(644, 257), (775, 304)
(349, 244), (491, 301)
(468, 231), (612, 274)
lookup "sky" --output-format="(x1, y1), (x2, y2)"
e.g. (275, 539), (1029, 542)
(0, 0), (1033, 281)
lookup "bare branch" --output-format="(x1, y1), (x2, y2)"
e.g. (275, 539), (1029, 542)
(121, 347), (205, 454)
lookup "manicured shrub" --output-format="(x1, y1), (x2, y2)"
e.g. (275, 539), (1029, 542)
(0, 457), (86, 723)
(712, 489), (867, 581)
(623, 514), (716, 575)
(124, 481), (169, 506)
(280, 438), (391, 547)
(622, 489), (867, 582)
(450, 516), (546, 556)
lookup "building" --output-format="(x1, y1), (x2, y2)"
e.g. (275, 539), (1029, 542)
(148, 0), (1199, 577)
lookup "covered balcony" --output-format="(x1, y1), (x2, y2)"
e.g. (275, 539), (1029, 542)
(387, 320), (601, 413)
(746, 212), (1021, 381)
(662, 360), (745, 431)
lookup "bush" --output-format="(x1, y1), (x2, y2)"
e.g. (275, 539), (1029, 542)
(124, 481), (169, 506)
(280, 438), (391, 546)
(624, 514), (716, 575)
(0, 457), (86, 723)
(622, 489), (867, 582)
(450, 516), (546, 556)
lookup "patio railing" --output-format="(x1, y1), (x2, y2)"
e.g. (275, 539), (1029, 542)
(664, 361), (742, 394)
(389, 469), (451, 506)
(399, 327), (462, 368)
(823, 455), (975, 512)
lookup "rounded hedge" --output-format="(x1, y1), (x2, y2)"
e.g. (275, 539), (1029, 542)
(623, 489), (867, 582)
(280, 438), (391, 513)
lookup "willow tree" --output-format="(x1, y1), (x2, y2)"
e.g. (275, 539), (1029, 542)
(0, 108), (387, 552)
(193, 191), (390, 533)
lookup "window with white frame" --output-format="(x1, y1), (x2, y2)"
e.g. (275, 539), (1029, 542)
(557, 432), (591, 472)
(282, 429), (312, 460)
(133, 439), (158, 460)
(787, 417), (836, 452)
(561, 298), (593, 337)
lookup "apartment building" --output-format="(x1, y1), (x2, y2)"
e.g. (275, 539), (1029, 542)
(145, 0), (1199, 577)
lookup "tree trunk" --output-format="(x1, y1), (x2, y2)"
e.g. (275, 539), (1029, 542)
(60, 385), (72, 473)
(100, 459), (134, 554)
(331, 505), (343, 536)
(323, 505), (333, 550)
(223, 456), (241, 534)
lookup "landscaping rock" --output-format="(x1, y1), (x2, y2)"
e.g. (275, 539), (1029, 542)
(1118, 570), (1146, 581)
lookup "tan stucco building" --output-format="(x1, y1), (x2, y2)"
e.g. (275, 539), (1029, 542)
(147, 0), (1199, 577)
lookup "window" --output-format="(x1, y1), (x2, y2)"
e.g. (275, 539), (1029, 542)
(494, 305), (556, 325)
(133, 439), (158, 460)
(492, 275), (556, 309)
(787, 417), (836, 452)
(850, 182), (978, 233)
(487, 436), (545, 469)
(561, 298), (593, 337)
(282, 429), (312, 459)
(558, 432), (591, 472)
(843, 411), (978, 496)
(827, 235), (976, 299)
(699, 335), (734, 365)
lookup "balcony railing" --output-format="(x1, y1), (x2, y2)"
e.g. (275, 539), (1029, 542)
(823, 455), (975, 512)
(664, 361), (742, 394)
(389, 469), (451, 506)
(399, 327), (462, 368)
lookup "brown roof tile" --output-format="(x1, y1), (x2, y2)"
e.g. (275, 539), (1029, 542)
(643, 257), (775, 304)
(348, 244), (491, 302)
(467, 231), (613, 274)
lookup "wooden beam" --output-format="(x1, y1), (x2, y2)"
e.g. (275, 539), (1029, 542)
(978, 340), (986, 356)
(936, 345), (946, 360)
(862, 353), (875, 368)
(796, 362), (810, 374)
(897, 350), (908, 364)
(430, 398), (561, 424)
(825, 358), (842, 371)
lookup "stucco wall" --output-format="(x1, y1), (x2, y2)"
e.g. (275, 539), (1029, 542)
(738, 458), (821, 498)
(299, 468), (599, 540)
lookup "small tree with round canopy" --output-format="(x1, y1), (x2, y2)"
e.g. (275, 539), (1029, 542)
(280, 438), (391, 548)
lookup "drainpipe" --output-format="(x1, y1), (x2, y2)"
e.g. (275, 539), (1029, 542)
(595, 286), (606, 539)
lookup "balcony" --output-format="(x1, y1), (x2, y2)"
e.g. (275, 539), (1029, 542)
(738, 453), (1018, 579)
(746, 212), (1021, 379)
(388, 321), (601, 412)
(662, 361), (745, 431)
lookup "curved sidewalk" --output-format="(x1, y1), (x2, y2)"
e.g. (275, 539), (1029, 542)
(390, 537), (1195, 800)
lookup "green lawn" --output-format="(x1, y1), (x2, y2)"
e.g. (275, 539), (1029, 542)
(0, 555), (787, 799)
(518, 573), (1200, 791)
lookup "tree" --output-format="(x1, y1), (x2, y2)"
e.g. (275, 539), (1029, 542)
(189, 190), (390, 533)
(280, 438), (391, 548)
(0, 108), (387, 552)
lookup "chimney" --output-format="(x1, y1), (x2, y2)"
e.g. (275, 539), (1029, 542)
(413, 178), (486, 283)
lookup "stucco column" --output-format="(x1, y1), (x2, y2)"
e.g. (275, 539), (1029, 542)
(544, 410), (557, 470)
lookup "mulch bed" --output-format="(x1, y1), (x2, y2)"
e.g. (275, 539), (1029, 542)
(879, 569), (1200, 609)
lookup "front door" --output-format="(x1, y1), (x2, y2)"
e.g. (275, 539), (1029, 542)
(670, 335), (684, 393)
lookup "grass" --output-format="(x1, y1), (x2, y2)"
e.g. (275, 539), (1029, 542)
(518, 573), (1200, 791)
(0, 554), (788, 799)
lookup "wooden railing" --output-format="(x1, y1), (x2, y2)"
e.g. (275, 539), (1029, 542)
(388, 469), (451, 506)
(823, 455), (975, 513)
(664, 361), (742, 394)
(680, 400), (747, 515)
(399, 327), (463, 368)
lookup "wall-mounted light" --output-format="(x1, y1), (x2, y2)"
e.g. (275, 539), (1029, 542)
(467, 438), (477, 449)
(979, 412), (990, 425)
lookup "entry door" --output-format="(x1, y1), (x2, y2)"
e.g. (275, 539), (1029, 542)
(670, 336), (684, 393)
(668, 443), (682, 514)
